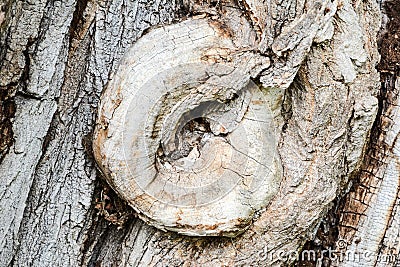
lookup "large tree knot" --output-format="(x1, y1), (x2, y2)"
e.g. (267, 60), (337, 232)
(93, 18), (281, 236)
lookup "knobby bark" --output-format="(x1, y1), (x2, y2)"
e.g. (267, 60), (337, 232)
(0, 0), (398, 266)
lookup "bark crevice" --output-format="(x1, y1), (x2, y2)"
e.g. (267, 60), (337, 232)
(298, 1), (400, 266)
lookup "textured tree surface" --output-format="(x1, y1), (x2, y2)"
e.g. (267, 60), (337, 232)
(0, 0), (398, 266)
(92, 16), (282, 237)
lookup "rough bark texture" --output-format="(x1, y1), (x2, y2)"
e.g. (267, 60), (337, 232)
(0, 0), (397, 266)
(92, 15), (281, 237)
(335, 1), (400, 266)
(299, 1), (400, 266)
(0, 0), (185, 265)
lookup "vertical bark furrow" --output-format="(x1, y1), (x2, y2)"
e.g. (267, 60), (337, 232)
(298, 1), (400, 266)
(0, 0), (389, 266)
(0, 1), (77, 265)
(81, 0), (380, 266)
(337, 77), (400, 267)
(7, 1), (185, 266)
(0, 0), (45, 162)
(252, 1), (380, 265)
(375, 181), (400, 267)
(0, 87), (15, 162)
(331, 1), (400, 266)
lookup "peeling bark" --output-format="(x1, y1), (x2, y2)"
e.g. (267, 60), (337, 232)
(299, 1), (400, 266)
(0, 0), (184, 266)
(0, 0), (396, 266)
(335, 1), (400, 266)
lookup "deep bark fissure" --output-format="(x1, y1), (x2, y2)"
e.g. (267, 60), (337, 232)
(0, 0), (393, 266)
(298, 1), (400, 266)
(0, 86), (15, 162)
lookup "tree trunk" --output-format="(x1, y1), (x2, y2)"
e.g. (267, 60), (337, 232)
(0, 0), (398, 266)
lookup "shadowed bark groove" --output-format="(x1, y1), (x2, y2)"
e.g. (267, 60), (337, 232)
(0, 0), (185, 266)
(84, 0), (381, 266)
(0, 0), (394, 266)
(335, 1), (400, 266)
(298, 1), (400, 266)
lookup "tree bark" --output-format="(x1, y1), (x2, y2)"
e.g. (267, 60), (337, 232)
(0, 0), (398, 266)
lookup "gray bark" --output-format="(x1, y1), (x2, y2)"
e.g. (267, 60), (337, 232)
(0, 0), (398, 266)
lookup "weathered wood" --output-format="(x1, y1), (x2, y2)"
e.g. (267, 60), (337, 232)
(0, 0), (184, 266)
(0, 0), (395, 266)
(90, 0), (381, 265)
(0, 0), (78, 265)
(93, 18), (280, 236)
(332, 2), (400, 266)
